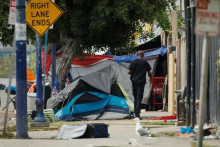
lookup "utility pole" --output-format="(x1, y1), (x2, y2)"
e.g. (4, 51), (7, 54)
(15, 0), (28, 138)
(184, 0), (192, 127)
(190, 0), (196, 128)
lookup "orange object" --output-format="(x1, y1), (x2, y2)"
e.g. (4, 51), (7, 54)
(27, 68), (35, 81)
(28, 83), (37, 93)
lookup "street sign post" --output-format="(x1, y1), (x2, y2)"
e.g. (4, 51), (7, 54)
(26, 0), (63, 127)
(195, 0), (220, 36)
(26, 0), (63, 36)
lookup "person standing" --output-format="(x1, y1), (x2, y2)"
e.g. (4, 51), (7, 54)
(128, 50), (152, 119)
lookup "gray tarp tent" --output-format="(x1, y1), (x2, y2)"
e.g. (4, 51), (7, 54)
(49, 56), (158, 106)
(48, 47), (167, 109)
(47, 65), (131, 121)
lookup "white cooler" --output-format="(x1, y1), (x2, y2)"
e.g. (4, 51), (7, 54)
(27, 93), (36, 111)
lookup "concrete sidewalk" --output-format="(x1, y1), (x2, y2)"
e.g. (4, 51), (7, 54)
(1, 110), (220, 147)
(1, 115), (190, 147)
(0, 109), (183, 146)
(0, 79), (219, 146)
(26, 111), (179, 139)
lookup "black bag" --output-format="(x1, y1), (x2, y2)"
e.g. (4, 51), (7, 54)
(83, 123), (109, 138)
(0, 84), (5, 90)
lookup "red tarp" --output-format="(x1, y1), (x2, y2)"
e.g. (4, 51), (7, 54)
(56, 52), (113, 66)
(42, 51), (52, 77)
(72, 55), (113, 66)
(149, 115), (176, 120)
(44, 52), (113, 75)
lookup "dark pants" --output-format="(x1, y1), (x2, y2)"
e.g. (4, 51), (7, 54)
(132, 82), (145, 117)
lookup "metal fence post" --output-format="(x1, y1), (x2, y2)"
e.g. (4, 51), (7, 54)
(51, 43), (56, 95)
(30, 34), (49, 127)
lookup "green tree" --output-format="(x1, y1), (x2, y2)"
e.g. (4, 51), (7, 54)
(0, 54), (16, 78)
(0, 0), (175, 89)
(0, 0), (14, 46)
(29, 51), (36, 75)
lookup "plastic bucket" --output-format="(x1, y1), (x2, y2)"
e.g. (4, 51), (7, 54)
(27, 93), (36, 111)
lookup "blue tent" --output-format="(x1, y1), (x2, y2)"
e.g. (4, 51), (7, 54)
(55, 91), (129, 121)
(48, 66), (130, 121)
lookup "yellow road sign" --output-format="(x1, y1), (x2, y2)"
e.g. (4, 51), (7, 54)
(26, 0), (63, 36)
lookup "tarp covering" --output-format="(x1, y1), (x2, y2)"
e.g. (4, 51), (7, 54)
(135, 26), (162, 46)
(45, 54), (112, 76)
(55, 91), (129, 121)
(68, 57), (158, 105)
(113, 46), (167, 63)
(72, 55), (113, 67)
(47, 78), (80, 109)
(47, 47), (167, 107)
(56, 52), (113, 67)
(41, 51), (52, 76)
(81, 66), (116, 94)
(68, 60), (135, 107)
(55, 124), (87, 139)
(46, 46), (166, 73)
(47, 66), (130, 121)
(149, 115), (177, 120)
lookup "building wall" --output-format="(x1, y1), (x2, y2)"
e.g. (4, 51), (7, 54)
(196, 36), (220, 128)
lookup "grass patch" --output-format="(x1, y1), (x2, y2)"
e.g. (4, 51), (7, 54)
(211, 129), (217, 136)
(142, 121), (175, 126)
(28, 127), (58, 131)
(190, 142), (214, 147)
(0, 132), (14, 139)
(151, 133), (160, 137)
(49, 121), (78, 128)
(7, 121), (80, 132)
(164, 132), (176, 136)
(7, 125), (16, 132)
(27, 121), (78, 131)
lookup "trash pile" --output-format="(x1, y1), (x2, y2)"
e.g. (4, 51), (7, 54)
(179, 126), (194, 139)
(179, 124), (218, 140)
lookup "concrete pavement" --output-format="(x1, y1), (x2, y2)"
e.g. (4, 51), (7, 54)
(1, 117), (193, 147)
(1, 118), (220, 147)
(0, 78), (219, 147)
(0, 109), (193, 147)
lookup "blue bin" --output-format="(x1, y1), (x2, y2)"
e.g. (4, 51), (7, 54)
(5, 85), (16, 95)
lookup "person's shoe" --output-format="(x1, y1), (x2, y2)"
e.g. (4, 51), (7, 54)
(135, 116), (142, 120)
(129, 114), (135, 119)
(135, 114), (142, 120)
